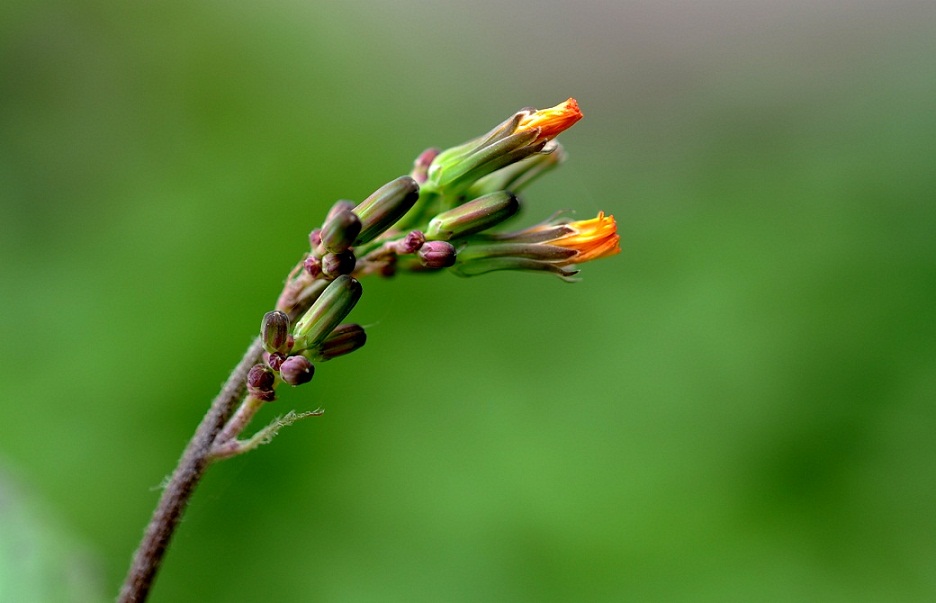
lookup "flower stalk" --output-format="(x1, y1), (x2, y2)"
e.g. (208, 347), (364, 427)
(119, 97), (618, 603)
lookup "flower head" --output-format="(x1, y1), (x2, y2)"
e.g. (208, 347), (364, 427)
(516, 98), (583, 143)
(530, 211), (620, 264)
(451, 211), (620, 281)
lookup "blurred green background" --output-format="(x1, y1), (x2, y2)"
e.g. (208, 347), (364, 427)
(2, 0), (935, 601)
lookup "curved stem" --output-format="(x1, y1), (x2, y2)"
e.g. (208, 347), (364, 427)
(117, 337), (264, 603)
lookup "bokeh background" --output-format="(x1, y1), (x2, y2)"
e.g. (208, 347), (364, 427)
(2, 0), (935, 601)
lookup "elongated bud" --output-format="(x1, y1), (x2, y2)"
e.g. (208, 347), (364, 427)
(452, 257), (579, 282)
(247, 364), (277, 401)
(280, 355), (315, 386)
(306, 324), (367, 362)
(418, 241), (456, 268)
(426, 192), (519, 240)
(326, 199), (356, 222)
(353, 176), (420, 245)
(321, 210), (362, 253)
(292, 275), (363, 351)
(411, 148), (440, 184)
(428, 128), (545, 193)
(321, 250), (357, 278)
(468, 142), (565, 198)
(261, 310), (291, 354)
(456, 242), (577, 263)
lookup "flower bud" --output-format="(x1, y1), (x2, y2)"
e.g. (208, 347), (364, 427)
(306, 324), (367, 362)
(353, 176), (421, 245)
(411, 148), (440, 184)
(321, 250), (356, 278)
(303, 255), (322, 278)
(326, 199), (356, 222)
(247, 364), (277, 401)
(452, 257), (579, 282)
(292, 275), (364, 351)
(426, 192), (519, 240)
(309, 228), (322, 248)
(266, 352), (286, 371)
(261, 310), (291, 354)
(280, 355), (315, 386)
(418, 241), (456, 268)
(394, 230), (425, 255)
(467, 142), (565, 198)
(320, 210), (362, 254)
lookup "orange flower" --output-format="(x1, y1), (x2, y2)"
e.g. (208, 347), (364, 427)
(546, 212), (621, 264)
(516, 98), (583, 142)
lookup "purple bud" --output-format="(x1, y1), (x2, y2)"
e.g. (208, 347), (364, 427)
(247, 364), (277, 401)
(261, 310), (291, 354)
(418, 241), (456, 268)
(395, 230), (426, 255)
(303, 255), (322, 278)
(280, 355), (315, 386)
(266, 352), (286, 371)
(321, 250), (357, 278)
(320, 209), (362, 254)
(309, 229), (322, 248)
(411, 148), (440, 184)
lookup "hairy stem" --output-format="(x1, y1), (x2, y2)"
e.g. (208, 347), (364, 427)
(117, 337), (264, 603)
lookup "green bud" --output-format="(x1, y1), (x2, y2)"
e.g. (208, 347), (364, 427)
(305, 324), (367, 362)
(428, 128), (545, 193)
(320, 209), (362, 253)
(456, 242), (577, 263)
(261, 310), (291, 354)
(292, 275), (363, 351)
(467, 142), (565, 198)
(452, 257), (579, 282)
(426, 192), (519, 241)
(353, 176), (421, 245)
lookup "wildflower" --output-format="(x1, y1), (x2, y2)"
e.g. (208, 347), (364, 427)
(452, 212), (620, 281)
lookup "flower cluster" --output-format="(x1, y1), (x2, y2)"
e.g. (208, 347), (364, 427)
(245, 98), (617, 413)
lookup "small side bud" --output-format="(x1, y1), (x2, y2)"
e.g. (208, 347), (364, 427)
(292, 275), (364, 351)
(426, 192), (520, 240)
(303, 255), (322, 278)
(266, 352), (286, 371)
(353, 176), (420, 245)
(418, 241), (457, 268)
(306, 324), (367, 362)
(280, 356), (315, 386)
(247, 364), (277, 401)
(261, 310), (291, 354)
(309, 229), (322, 248)
(394, 230), (426, 255)
(321, 250), (357, 278)
(411, 148), (440, 184)
(320, 210), (362, 254)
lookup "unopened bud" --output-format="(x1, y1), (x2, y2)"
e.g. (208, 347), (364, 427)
(468, 142), (566, 197)
(428, 128), (544, 193)
(426, 192), (519, 240)
(247, 364), (277, 401)
(418, 241), (457, 268)
(320, 210), (362, 253)
(411, 148), (440, 184)
(261, 310), (291, 354)
(353, 176), (420, 245)
(292, 275), (364, 351)
(326, 199), (356, 222)
(321, 250), (356, 278)
(395, 230), (426, 254)
(280, 355), (315, 386)
(266, 352), (286, 371)
(309, 229), (322, 248)
(303, 255), (322, 278)
(306, 324), (367, 362)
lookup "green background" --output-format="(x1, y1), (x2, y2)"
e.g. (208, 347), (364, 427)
(2, 1), (935, 601)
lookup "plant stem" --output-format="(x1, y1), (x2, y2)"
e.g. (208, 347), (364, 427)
(117, 337), (264, 603)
